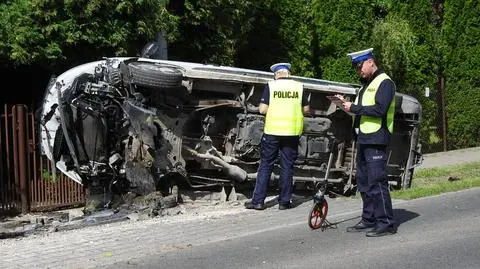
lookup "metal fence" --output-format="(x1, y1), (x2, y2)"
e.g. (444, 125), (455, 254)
(0, 104), (85, 216)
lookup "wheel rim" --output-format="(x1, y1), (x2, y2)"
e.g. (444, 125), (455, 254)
(308, 199), (328, 230)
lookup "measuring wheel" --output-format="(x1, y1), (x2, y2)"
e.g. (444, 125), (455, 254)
(308, 198), (329, 230)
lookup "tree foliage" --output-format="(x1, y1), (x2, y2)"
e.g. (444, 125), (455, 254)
(266, 0), (314, 76)
(0, 0), (479, 151)
(311, 0), (383, 83)
(442, 0), (480, 149)
(385, 0), (441, 152)
(168, 0), (255, 66)
(371, 15), (416, 87)
(0, 0), (178, 70)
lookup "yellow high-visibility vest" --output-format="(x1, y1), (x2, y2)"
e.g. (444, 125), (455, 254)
(264, 79), (304, 136)
(353, 73), (395, 134)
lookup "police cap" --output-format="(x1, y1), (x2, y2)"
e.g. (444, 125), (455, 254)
(347, 48), (374, 64)
(270, 63), (291, 72)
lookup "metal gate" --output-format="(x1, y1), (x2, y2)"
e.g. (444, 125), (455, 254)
(0, 104), (85, 215)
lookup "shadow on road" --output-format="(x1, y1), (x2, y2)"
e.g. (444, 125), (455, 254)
(307, 215), (359, 232)
(394, 208), (420, 227)
(312, 208), (420, 230)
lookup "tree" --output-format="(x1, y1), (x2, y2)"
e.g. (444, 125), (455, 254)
(371, 15), (415, 89)
(263, 0), (315, 77)
(442, 0), (480, 149)
(167, 0), (314, 74)
(0, 0), (179, 71)
(311, 0), (384, 83)
(168, 0), (255, 66)
(382, 0), (440, 152)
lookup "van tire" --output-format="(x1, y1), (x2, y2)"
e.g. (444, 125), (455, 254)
(128, 62), (183, 89)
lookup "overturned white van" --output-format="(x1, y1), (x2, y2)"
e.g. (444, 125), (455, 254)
(39, 56), (422, 207)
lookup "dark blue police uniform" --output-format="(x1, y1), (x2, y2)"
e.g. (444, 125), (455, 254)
(251, 79), (310, 207)
(350, 69), (396, 231)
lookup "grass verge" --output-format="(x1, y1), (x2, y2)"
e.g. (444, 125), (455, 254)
(391, 162), (480, 200)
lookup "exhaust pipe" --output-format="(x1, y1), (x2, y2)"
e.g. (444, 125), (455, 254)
(183, 146), (250, 182)
(183, 146), (344, 184)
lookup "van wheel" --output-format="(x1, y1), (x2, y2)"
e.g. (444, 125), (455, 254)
(128, 62), (183, 89)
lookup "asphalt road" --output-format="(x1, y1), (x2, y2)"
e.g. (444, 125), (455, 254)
(106, 187), (480, 269)
(2, 147), (479, 269)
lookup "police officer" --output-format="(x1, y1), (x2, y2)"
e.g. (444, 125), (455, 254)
(341, 48), (397, 237)
(245, 63), (310, 210)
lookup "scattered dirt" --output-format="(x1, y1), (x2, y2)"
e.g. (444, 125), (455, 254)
(0, 186), (251, 239)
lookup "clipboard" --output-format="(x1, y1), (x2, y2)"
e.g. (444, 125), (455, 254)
(326, 95), (346, 107)
(327, 95), (353, 115)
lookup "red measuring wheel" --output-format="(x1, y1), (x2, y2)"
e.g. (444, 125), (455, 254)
(308, 199), (329, 230)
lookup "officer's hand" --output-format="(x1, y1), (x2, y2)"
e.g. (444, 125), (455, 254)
(342, 101), (352, 112)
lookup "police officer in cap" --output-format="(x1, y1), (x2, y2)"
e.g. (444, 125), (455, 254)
(341, 48), (397, 237)
(245, 63), (310, 210)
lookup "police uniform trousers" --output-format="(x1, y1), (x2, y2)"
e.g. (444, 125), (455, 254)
(356, 143), (396, 229)
(252, 134), (299, 206)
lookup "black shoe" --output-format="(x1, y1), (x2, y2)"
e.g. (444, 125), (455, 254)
(346, 221), (375, 232)
(366, 226), (397, 237)
(278, 203), (293, 210)
(244, 202), (266, 210)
